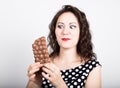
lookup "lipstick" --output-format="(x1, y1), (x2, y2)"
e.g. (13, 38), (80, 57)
(62, 38), (70, 41)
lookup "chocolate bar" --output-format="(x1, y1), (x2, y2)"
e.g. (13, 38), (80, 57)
(32, 36), (50, 64)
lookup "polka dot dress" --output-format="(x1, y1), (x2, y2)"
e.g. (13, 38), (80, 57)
(42, 59), (101, 88)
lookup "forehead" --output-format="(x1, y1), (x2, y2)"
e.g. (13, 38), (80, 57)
(57, 12), (78, 23)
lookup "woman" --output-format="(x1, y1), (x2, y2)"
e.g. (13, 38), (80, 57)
(26, 5), (101, 88)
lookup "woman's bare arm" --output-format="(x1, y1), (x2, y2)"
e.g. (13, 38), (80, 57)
(85, 66), (102, 88)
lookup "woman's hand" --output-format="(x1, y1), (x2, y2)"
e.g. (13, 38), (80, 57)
(41, 63), (68, 88)
(27, 62), (43, 84)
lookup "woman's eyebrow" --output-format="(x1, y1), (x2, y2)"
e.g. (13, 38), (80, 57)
(69, 22), (77, 25)
(57, 22), (64, 25)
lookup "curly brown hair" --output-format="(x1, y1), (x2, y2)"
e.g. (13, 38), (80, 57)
(47, 5), (96, 61)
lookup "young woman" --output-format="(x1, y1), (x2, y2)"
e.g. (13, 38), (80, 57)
(26, 5), (101, 88)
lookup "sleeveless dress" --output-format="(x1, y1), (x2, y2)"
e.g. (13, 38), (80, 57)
(41, 59), (101, 88)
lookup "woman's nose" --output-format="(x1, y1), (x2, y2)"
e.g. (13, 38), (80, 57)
(62, 28), (70, 35)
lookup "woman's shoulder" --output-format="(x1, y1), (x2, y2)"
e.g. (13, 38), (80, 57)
(81, 59), (101, 70)
(84, 59), (101, 67)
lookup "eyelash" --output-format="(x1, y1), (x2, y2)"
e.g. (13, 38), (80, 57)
(57, 25), (64, 29)
(57, 24), (76, 29)
(70, 25), (76, 29)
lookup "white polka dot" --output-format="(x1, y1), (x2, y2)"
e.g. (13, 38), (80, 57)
(65, 78), (68, 80)
(62, 70), (65, 72)
(65, 72), (68, 75)
(96, 63), (99, 66)
(78, 78), (81, 82)
(72, 72), (75, 75)
(77, 85), (80, 88)
(72, 77), (76, 79)
(79, 66), (82, 69)
(70, 85), (73, 88)
(75, 69), (79, 72)
(42, 77), (45, 80)
(75, 74), (79, 76)
(69, 69), (72, 72)
(82, 67), (86, 70)
(43, 81), (46, 84)
(79, 71), (82, 73)
(74, 82), (77, 85)
(86, 69), (90, 73)
(68, 75), (72, 78)
(81, 76), (85, 79)
(89, 65), (92, 69)
(92, 61), (95, 64)
(62, 75), (65, 78)
(85, 64), (89, 67)
(81, 82), (83, 86)
(49, 83), (52, 86)
(88, 60), (91, 63)
(67, 83), (70, 86)
(47, 80), (50, 83)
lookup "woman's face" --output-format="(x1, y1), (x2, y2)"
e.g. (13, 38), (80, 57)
(55, 12), (80, 49)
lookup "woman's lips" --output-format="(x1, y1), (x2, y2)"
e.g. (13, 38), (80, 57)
(61, 38), (70, 41)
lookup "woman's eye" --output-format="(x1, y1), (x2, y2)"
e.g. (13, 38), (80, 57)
(70, 25), (76, 29)
(57, 25), (64, 29)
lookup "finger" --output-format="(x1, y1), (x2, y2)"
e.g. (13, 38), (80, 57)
(43, 63), (56, 72)
(30, 62), (43, 69)
(27, 62), (43, 73)
(42, 67), (53, 75)
(27, 68), (40, 77)
(42, 72), (51, 81)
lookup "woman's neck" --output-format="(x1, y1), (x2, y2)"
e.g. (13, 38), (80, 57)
(57, 47), (81, 63)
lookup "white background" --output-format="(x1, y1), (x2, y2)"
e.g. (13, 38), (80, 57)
(0, 0), (120, 88)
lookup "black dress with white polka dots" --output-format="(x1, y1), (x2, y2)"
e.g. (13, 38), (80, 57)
(41, 59), (101, 88)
